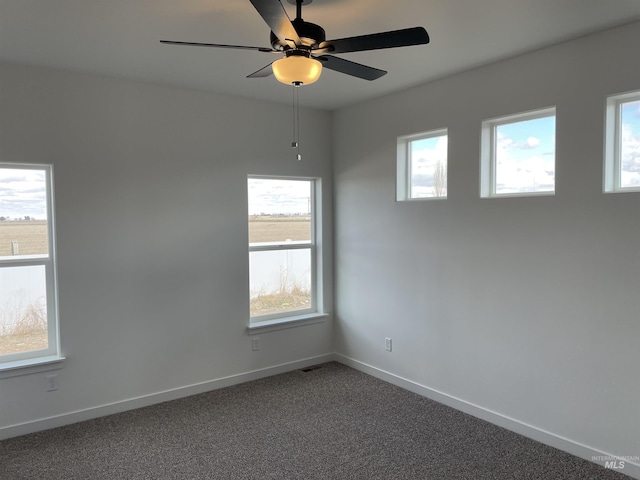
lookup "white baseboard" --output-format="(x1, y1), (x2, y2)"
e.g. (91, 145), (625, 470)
(0, 353), (334, 441)
(4, 352), (638, 479)
(334, 354), (639, 480)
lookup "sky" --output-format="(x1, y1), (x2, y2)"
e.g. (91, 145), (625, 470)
(409, 115), (556, 198)
(495, 114), (556, 194)
(0, 168), (48, 220)
(2, 171), (313, 219)
(248, 178), (311, 215)
(410, 134), (448, 198)
(620, 99), (640, 188)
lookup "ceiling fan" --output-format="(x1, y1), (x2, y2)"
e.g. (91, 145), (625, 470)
(160, 0), (430, 86)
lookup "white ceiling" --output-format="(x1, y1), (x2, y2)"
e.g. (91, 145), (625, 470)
(1, 0), (640, 111)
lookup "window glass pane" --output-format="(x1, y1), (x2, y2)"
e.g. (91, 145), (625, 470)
(410, 135), (448, 198)
(248, 179), (311, 244)
(0, 168), (49, 257)
(249, 248), (311, 318)
(620, 99), (640, 189)
(495, 115), (555, 195)
(0, 265), (48, 355)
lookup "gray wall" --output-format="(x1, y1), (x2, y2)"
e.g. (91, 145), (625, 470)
(0, 63), (333, 433)
(1, 19), (639, 474)
(333, 22), (640, 466)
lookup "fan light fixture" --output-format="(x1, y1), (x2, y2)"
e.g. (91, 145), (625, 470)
(272, 51), (322, 85)
(160, 0), (430, 158)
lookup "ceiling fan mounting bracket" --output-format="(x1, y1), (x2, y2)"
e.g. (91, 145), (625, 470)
(284, 49), (312, 58)
(270, 19), (326, 50)
(286, 0), (313, 5)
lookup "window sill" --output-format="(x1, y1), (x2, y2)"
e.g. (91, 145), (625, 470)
(398, 196), (447, 202)
(604, 188), (640, 194)
(483, 191), (555, 199)
(0, 355), (66, 379)
(247, 313), (329, 335)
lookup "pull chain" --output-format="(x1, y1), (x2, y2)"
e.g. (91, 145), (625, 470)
(292, 82), (302, 161)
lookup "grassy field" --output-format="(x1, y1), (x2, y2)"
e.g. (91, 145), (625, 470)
(0, 221), (48, 256)
(0, 332), (48, 355)
(1, 218), (308, 252)
(249, 215), (310, 243)
(250, 287), (311, 317)
(0, 302), (48, 355)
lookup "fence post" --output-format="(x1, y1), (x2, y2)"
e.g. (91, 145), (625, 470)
(11, 241), (19, 255)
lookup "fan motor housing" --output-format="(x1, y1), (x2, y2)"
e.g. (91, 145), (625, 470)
(271, 19), (326, 50)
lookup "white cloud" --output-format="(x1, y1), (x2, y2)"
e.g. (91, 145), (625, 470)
(410, 136), (448, 196)
(411, 136), (447, 174)
(248, 178), (310, 215)
(497, 132), (540, 151)
(524, 136), (540, 149)
(495, 133), (554, 194)
(495, 156), (554, 193)
(0, 168), (47, 219)
(620, 123), (640, 187)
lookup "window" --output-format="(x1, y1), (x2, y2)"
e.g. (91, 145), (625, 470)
(248, 177), (320, 325)
(481, 107), (556, 197)
(397, 129), (448, 201)
(604, 90), (640, 192)
(0, 164), (60, 367)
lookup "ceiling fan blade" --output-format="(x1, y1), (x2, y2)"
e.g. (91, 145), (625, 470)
(247, 62), (274, 78)
(317, 26), (429, 55)
(249, 0), (301, 46)
(317, 55), (387, 81)
(160, 40), (276, 52)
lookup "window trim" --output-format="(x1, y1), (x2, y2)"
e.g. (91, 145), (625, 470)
(397, 128), (448, 201)
(604, 90), (640, 193)
(0, 163), (62, 370)
(481, 106), (556, 198)
(247, 175), (321, 327)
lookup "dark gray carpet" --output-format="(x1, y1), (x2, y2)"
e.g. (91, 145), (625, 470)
(0, 362), (630, 479)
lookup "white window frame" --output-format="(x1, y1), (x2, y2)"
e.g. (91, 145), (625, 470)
(247, 176), (322, 328)
(604, 90), (640, 193)
(397, 128), (448, 201)
(0, 163), (62, 371)
(481, 107), (556, 198)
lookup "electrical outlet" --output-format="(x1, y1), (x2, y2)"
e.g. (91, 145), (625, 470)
(252, 337), (260, 351)
(385, 337), (392, 352)
(46, 374), (58, 392)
